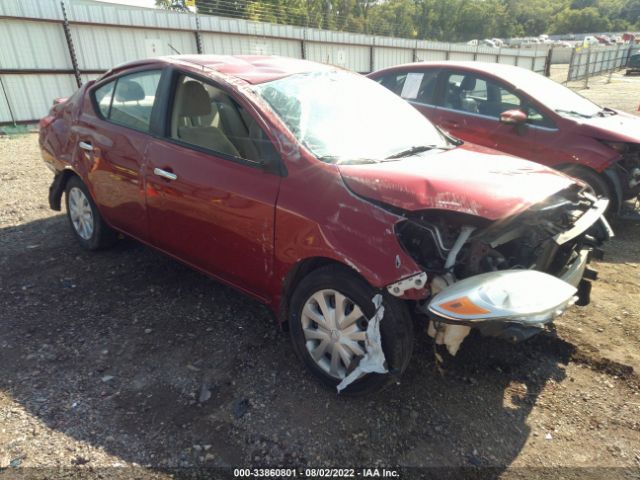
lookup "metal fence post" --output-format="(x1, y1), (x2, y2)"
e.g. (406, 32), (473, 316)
(370, 37), (375, 72)
(194, 14), (203, 54)
(584, 47), (591, 89)
(0, 76), (16, 126)
(607, 47), (615, 83)
(60, 0), (82, 88)
(544, 47), (552, 77)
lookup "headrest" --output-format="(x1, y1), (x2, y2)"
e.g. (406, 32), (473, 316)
(460, 76), (476, 91)
(115, 80), (145, 102)
(178, 81), (211, 117)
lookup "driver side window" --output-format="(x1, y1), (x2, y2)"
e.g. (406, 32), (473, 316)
(169, 74), (278, 163)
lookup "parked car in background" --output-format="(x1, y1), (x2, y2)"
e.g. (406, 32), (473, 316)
(627, 52), (640, 75)
(40, 55), (610, 395)
(369, 61), (640, 215)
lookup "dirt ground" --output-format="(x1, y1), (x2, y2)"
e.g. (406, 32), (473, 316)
(1, 70), (640, 479)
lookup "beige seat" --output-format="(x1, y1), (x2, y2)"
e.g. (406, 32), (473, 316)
(172, 80), (239, 157)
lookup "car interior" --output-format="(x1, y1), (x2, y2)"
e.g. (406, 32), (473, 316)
(443, 72), (552, 127)
(170, 76), (265, 161)
(110, 79), (156, 131)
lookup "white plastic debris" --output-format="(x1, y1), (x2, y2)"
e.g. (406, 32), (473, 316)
(336, 294), (388, 393)
(427, 321), (471, 356)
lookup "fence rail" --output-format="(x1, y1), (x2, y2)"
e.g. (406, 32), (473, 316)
(0, 0), (551, 124)
(566, 43), (633, 83)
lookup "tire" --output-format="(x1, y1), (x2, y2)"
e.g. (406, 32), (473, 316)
(562, 166), (616, 215)
(563, 166), (611, 199)
(65, 176), (117, 250)
(289, 264), (414, 396)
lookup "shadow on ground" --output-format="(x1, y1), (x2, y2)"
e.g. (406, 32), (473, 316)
(0, 216), (575, 474)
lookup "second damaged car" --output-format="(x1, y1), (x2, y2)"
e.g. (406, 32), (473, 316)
(39, 55), (610, 395)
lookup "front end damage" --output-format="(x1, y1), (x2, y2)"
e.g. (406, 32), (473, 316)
(391, 185), (612, 355)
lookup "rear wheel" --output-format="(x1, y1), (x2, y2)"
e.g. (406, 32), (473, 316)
(289, 265), (414, 396)
(65, 176), (117, 250)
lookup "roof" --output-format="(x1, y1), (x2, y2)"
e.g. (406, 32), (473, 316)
(107, 55), (337, 85)
(371, 61), (541, 85)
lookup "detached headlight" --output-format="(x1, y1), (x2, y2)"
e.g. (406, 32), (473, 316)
(429, 270), (577, 326)
(600, 140), (629, 154)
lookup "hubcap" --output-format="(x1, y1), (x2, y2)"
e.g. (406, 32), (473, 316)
(68, 187), (94, 240)
(301, 289), (368, 379)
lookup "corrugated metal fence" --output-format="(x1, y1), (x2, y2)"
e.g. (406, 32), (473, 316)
(567, 43), (633, 83)
(0, 0), (551, 124)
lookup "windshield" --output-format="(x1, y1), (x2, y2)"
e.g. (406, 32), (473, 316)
(513, 69), (602, 118)
(253, 70), (446, 162)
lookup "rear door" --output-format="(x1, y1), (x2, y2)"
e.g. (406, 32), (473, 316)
(78, 68), (164, 241)
(144, 70), (282, 297)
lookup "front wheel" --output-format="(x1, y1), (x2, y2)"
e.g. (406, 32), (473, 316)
(288, 265), (414, 396)
(65, 176), (117, 250)
(562, 166), (615, 213)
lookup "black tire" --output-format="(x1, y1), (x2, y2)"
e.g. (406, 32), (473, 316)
(563, 166), (612, 200)
(65, 176), (117, 250)
(289, 264), (414, 396)
(562, 166), (616, 215)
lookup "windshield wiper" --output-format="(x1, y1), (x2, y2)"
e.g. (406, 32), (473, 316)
(555, 109), (592, 119)
(598, 107), (617, 117)
(385, 144), (446, 160)
(319, 156), (381, 165)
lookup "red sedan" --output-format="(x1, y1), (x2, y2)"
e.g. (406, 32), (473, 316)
(40, 55), (610, 395)
(369, 61), (640, 215)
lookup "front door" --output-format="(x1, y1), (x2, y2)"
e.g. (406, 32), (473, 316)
(144, 72), (282, 296)
(434, 70), (554, 163)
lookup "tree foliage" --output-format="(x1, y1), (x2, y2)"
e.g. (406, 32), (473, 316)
(156, 0), (640, 40)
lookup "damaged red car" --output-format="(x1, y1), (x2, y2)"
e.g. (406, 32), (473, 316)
(40, 55), (611, 395)
(369, 62), (640, 216)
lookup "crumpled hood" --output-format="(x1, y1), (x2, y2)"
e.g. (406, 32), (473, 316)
(338, 145), (577, 221)
(575, 110), (640, 143)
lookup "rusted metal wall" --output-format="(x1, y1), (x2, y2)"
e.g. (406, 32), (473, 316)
(0, 0), (551, 123)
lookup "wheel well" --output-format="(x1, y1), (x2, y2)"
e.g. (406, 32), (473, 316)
(50, 169), (79, 211)
(556, 164), (620, 212)
(278, 257), (364, 328)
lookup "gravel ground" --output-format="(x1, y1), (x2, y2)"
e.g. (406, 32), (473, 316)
(1, 70), (640, 479)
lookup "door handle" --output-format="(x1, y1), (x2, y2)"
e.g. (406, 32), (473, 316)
(153, 168), (177, 181)
(78, 141), (93, 151)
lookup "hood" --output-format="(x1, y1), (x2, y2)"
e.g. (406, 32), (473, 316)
(339, 145), (576, 221)
(575, 110), (640, 143)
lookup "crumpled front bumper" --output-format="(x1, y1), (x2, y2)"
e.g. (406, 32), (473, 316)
(426, 203), (612, 347)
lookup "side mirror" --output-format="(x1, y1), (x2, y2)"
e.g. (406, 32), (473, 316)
(500, 109), (527, 126)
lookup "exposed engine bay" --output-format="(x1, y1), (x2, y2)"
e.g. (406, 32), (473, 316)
(393, 185), (612, 354)
(396, 185), (608, 281)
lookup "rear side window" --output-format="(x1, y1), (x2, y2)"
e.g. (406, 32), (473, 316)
(94, 82), (114, 117)
(93, 70), (162, 133)
(376, 73), (407, 95)
(377, 70), (439, 105)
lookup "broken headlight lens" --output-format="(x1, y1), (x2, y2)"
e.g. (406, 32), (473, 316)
(428, 270), (577, 325)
